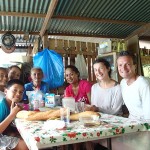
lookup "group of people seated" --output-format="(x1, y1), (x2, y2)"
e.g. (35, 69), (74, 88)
(65, 50), (150, 120)
(0, 50), (150, 150)
(0, 66), (28, 150)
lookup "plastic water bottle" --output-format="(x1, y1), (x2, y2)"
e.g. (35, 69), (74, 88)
(62, 94), (75, 112)
(33, 88), (44, 110)
(33, 99), (39, 111)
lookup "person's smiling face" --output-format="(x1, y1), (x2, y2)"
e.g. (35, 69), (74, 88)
(65, 68), (79, 84)
(93, 62), (110, 81)
(0, 69), (8, 86)
(5, 83), (24, 103)
(31, 69), (43, 86)
(117, 56), (136, 79)
(8, 67), (21, 80)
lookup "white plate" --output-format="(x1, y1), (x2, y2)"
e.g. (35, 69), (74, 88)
(43, 120), (65, 130)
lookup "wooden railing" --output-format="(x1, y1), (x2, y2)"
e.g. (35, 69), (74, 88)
(48, 39), (98, 83)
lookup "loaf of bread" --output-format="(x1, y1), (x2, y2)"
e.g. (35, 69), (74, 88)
(70, 111), (101, 121)
(16, 110), (100, 121)
(16, 109), (60, 121)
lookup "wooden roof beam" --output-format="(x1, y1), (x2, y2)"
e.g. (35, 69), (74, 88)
(53, 15), (146, 26)
(0, 11), (147, 26)
(39, 0), (58, 37)
(48, 33), (123, 39)
(0, 31), (39, 35)
(139, 36), (150, 41)
(0, 30), (124, 39)
(0, 11), (45, 18)
(125, 23), (150, 40)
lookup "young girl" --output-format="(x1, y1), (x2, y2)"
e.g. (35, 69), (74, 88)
(0, 67), (8, 92)
(8, 65), (21, 81)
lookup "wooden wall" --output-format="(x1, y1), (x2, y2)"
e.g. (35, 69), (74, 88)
(48, 39), (98, 83)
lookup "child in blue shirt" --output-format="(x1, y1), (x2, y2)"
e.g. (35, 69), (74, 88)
(0, 79), (28, 150)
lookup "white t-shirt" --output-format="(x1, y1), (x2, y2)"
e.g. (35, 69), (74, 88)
(120, 76), (150, 120)
(91, 83), (123, 115)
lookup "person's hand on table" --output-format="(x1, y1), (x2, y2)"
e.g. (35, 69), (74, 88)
(84, 104), (99, 112)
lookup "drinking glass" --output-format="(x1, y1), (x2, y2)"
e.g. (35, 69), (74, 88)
(55, 95), (61, 106)
(60, 107), (70, 125)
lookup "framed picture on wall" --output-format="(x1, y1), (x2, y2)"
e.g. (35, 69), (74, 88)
(98, 52), (118, 81)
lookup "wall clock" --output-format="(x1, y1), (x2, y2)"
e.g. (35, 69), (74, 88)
(1, 33), (16, 48)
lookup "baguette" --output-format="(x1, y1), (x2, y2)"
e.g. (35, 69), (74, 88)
(16, 109), (60, 121)
(70, 111), (101, 121)
(16, 110), (100, 121)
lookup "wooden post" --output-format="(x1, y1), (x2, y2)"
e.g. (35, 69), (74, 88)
(42, 33), (49, 49)
(126, 35), (143, 75)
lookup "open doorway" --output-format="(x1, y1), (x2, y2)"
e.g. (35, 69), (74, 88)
(139, 40), (150, 78)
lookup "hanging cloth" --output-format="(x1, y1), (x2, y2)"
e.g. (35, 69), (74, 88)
(75, 54), (88, 79)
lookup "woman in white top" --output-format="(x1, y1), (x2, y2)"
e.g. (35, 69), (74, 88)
(86, 58), (123, 115)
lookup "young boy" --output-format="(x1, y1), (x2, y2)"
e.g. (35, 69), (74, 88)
(0, 79), (28, 150)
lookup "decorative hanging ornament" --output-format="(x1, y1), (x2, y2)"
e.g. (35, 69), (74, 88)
(1, 32), (16, 53)
(1, 32), (16, 48)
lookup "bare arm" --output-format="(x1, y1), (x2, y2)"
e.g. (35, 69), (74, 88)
(0, 102), (22, 133)
(87, 92), (91, 104)
(84, 105), (99, 112)
(0, 113), (16, 133)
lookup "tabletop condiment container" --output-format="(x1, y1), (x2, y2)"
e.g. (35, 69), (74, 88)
(45, 93), (55, 107)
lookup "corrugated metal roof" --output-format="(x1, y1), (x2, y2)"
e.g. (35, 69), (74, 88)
(55, 0), (150, 21)
(0, 0), (149, 44)
(48, 19), (141, 37)
(0, 0), (50, 13)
